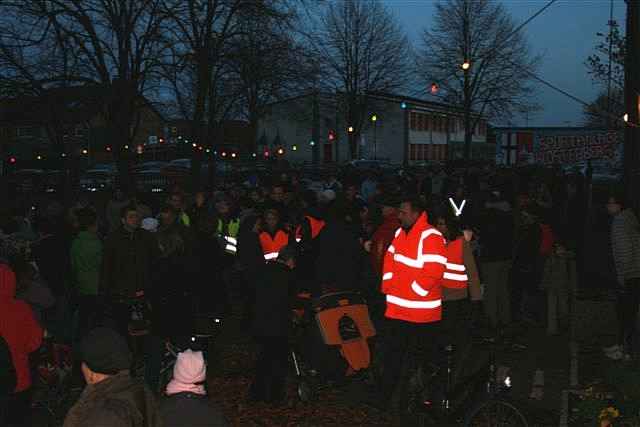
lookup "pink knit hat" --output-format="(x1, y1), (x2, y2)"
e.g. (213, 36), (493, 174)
(166, 350), (206, 396)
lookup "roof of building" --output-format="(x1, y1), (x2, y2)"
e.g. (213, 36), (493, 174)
(492, 126), (612, 132)
(0, 84), (164, 125)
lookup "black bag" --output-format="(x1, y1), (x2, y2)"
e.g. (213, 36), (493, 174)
(0, 335), (17, 395)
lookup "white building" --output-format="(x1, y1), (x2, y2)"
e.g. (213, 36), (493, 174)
(257, 91), (491, 165)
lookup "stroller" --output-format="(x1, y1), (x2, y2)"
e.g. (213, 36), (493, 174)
(291, 291), (376, 402)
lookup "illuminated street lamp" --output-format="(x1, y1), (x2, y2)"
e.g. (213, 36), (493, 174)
(624, 113), (629, 123)
(461, 60), (471, 71)
(37, 155), (42, 160)
(371, 115), (377, 122)
(82, 149), (88, 155)
(347, 126), (354, 133)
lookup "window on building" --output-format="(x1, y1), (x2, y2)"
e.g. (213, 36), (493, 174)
(16, 127), (35, 138)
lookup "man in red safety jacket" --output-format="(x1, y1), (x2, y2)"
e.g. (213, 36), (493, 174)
(259, 209), (291, 261)
(377, 195), (447, 408)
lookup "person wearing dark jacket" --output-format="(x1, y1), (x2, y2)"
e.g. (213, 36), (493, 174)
(63, 327), (160, 427)
(237, 215), (264, 325)
(160, 349), (228, 427)
(100, 204), (158, 338)
(249, 246), (296, 405)
(511, 206), (542, 326)
(477, 191), (514, 330)
(0, 263), (43, 427)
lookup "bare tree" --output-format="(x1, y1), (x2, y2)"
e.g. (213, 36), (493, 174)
(418, 0), (539, 160)
(0, 0), (171, 189)
(308, 0), (412, 159)
(583, 88), (625, 128)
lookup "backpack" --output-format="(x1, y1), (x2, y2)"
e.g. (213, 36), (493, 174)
(0, 335), (17, 394)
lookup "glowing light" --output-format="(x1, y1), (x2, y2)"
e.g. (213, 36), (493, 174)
(309, 140), (316, 147)
(82, 149), (88, 155)
(252, 153), (257, 158)
(221, 152), (227, 157)
(624, 113), (629, 122)
(277, 148), (284, 155)
(37, 155), (42, 160)
(401, 102), (407, 109)
(371, 115), (377, 122)
(61, 153), (67, 158)
(124, 145), (129, 150)
(106, 146), (112, 152)
(461, 61), (471, 70)
(347, 126), (354, 133)
(9, 157), (16, 164)
(231, 152), (237, 158)
(206, 148), (211, 153)
(292, 145), (298, 151)
(192, 143), (197, 148)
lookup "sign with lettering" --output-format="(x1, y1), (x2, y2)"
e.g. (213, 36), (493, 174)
(534, 131), (621, 165)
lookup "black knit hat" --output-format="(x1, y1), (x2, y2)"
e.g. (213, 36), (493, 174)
(80, 327), (131, 375)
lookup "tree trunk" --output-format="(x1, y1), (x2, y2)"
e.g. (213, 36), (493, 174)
(463, 69), (472, 161)
(110, 79), (135, 193)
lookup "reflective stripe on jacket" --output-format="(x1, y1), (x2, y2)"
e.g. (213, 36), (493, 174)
(442, 237), (468, 290)
(381, 212), (447, 323)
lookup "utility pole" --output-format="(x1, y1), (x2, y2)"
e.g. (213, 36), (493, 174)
(312, 91), (319, 165)
(624, 0), (640, 215)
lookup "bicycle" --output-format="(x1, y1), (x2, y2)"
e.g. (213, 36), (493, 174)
(409, 334), (529, 427)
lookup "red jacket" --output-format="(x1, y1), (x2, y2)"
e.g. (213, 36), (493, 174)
(259, 230), (290, 261)
(442, 237), (469, 290)
(370, 212), (401, 276)
(0, 264), (43, 392)
(381, 213), (447, 323)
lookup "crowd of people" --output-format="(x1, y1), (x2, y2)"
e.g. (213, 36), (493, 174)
(0, 161), (637, 425)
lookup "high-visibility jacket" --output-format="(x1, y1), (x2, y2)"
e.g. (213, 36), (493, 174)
(217, 218), (240, 255)
(295, 216), (325, 243)
(442, 237), (469, 290)
(381, 212), (447, 323)
(259, 230), (289, 261)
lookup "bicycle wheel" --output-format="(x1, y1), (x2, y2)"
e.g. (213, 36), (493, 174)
(463, 398), (528, 427)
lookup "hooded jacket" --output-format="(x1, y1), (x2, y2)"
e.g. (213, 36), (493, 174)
(63, 371), (160, 427)
(611, 208), (640, 285)
(0, 263), (43, 392)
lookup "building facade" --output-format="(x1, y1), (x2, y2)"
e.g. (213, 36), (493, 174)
(257, 91), (490, 164)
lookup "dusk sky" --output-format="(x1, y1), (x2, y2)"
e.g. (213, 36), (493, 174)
(384, 0), (625, 127)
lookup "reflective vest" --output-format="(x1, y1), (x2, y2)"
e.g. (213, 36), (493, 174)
(217, 218), (240, 255)
(442, 237), (469, 289)
(381, 212), (447, 323)
(259, 230), (289, 261)
(295, 216), (325, 243)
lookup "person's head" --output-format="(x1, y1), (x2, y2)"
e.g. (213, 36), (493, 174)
(77, 208), (98, 233)
(270, 184), (285, 203)
(434, 213), (461, 241)
(398, 196), (424, 230)
(345, 182), (358, 201)
(215, 198), (230, 216)
(80, 327), (131, 385)
(120, 204), (140, 230)
(264, 209), (279, 231)
(249, 189), (263, 204)
(159, 205), (177, 227)
(606, 189), (627, 216)
(166, 350), (207, 396)
(194, 192), (206, 207)
(169, 193), (184, 212)
(277, 245), (297, 269)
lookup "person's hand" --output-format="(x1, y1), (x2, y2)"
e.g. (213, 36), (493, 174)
(463, 229), (473, 242)
(364, 240), (372, 252)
